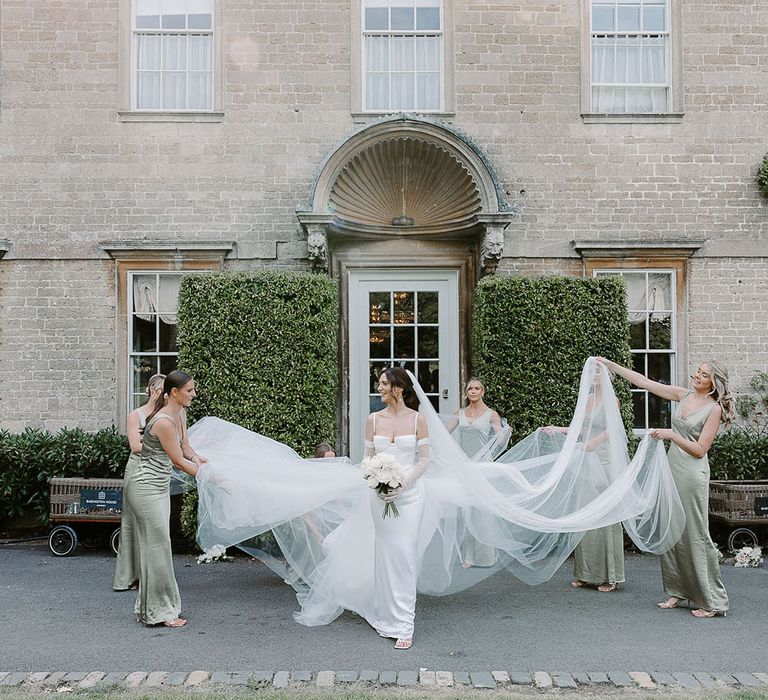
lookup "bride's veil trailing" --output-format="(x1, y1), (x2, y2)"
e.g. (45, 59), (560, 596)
(186, 358), (684, 625)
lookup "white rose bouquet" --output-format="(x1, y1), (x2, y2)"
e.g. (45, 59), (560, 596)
(197, 544), (233, 564)
(733, 545), (763, 568)
(362, 452), (407, 519)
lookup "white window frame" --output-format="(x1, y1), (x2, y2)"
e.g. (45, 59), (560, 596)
(127, 271), (187, 415)
(595, 268), (677, 433)
(353, 0), (454, 117)
(118, 0), (224, 122)
(580, 0), (683, 122)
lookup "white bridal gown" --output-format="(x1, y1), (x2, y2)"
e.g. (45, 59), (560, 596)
(187, 359), (687, 638)
(364, 428), (428, 639)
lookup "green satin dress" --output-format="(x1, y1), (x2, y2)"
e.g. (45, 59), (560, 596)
(661, 392), (729, 611)
(113, 411), (146, 591)
(573, 414), (625, 585)
(125, 413), (182, 625)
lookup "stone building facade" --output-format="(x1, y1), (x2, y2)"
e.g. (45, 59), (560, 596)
(0, 0), (766, 456)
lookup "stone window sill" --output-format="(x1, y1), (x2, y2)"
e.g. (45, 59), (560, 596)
(118, 111), (224, 123)
(581, 113), (684, 124)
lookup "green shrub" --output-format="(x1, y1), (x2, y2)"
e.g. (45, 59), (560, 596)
(472, 275), (633, 443)
(710, 370), (768, 480)
(176, 270), (339, 548)
(757, 153), (768, 198)
(0, 427), (130, 524)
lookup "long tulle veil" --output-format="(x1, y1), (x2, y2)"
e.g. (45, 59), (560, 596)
(186, 358), (684, 625)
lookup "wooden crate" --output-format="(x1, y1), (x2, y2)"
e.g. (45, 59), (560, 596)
(709, 480), (768, 524)
(49, 477), (124, 522)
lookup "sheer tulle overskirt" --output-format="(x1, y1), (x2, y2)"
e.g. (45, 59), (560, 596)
(185, 358), (685, 627)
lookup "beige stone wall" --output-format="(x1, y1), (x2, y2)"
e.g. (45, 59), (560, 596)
(0, 0), (766, 430)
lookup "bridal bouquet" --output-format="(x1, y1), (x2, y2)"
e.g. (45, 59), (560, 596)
(362, 453), (406, 519)
(733, 545), (763, 568)
(197, 544), (234, 564)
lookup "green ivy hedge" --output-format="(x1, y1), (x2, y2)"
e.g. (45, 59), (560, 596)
(176, 270), (339, 549)
(0, 427), (129, 525)
(472, 275), (634, 443)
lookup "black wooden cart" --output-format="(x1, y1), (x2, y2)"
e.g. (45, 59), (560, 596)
(48, 477), (124, 556)
(709, 480), (768, 551)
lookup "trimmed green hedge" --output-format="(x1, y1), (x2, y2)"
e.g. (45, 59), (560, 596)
(0, 427), (129, 525)
(176, 270), (339, 549)
(472, 275), (633, 443)
(177, 271), (338, 454)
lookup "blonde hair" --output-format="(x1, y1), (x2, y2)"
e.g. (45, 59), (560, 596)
(146, 373), (166, 396)
(465, 377), (486, 392)
(703, 360), (735, 426)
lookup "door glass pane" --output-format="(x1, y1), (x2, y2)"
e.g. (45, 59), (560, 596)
(159, 355), (178, 376)
(132, 356), (155, 397)
(417, 326), (438, 358)
(392, 291), (414, 324)
(417, 291), (438, 322)
(647, 352), (671, 384)
(369, 327), (391, 358)
(632, 352), (646, 375)
(418, 361), (439, 394)
(370, 395), (386, 413)
(369, 292), (391, 323)
(648, 393), (671, 428)
(393, 326), (415, 358)
(369, 362), (389, 393)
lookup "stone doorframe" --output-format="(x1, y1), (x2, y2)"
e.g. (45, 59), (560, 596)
(295, 114), (516, 455)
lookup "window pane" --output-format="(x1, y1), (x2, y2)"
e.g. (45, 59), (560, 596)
(416, 7), (440, 30)
(393, 291), (414, 324)
(136, 14), (160, 28)
(366, 73), (389, 110)
(391, 36), (414, 71)
(136, 0), (160, 27)
(622, 271), (647, 311)
(643, 4), (665, 31)
(592, 38), (615, 83)
(648, 271), (672, 310)
(161, 13), (186, 29)
(136, 34), (161, 70)
(417, 326), (438, 358)
(416, 72), (440, 110)
(365, 7), (389, 30)
(188, 71), (212, 109)
(643, 40), (666, 83)
(365, 35), (389, 71)
(370, 395), (386, 413)
(418, 361), (439, 394)
(188, 13), (211, 29)
(136, 71), (161, 109)
(649, 312), (672, 349)
(370, 362), (389, 393)
(648, 393), (672, 428)
(632, 391), (646, 429)
(163, 34), (187, 70)
(415, 36), (439, 71)
(370, 292), (391, 324)
(162, 71), (186, 109)
(133, 315), (157, 352)
(369, 327), (391, 359)
(393, 327), (415, 358)
(188, 34), (212, 70)
(617, 4), (640, 30)
(592, 4), (614, 31)
(159, 317), (178, 352)
(159, 355), (178, 376)
(391, 72), (415, 110)
(632, 352), (646, 375)
(629, 316), (647, 349)
(417, 291), (438, 323)
(132, 356), (156, 396)
(391, 7), (414, 30)
(647, 352), (671, 384)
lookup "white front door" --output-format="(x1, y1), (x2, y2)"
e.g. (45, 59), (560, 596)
(348, 269), (460, 461)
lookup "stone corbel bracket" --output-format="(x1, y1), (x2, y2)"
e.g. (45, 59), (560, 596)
(0, 240), (10, 260)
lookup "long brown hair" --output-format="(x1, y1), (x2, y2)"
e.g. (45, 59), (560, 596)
(381, 367), (419, 411)
(143, 370), (193, 430)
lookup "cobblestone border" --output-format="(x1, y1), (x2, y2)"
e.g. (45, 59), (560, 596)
(1, 670), (767, 691)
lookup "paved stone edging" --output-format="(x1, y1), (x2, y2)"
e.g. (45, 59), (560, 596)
(1, 670), (767, 691)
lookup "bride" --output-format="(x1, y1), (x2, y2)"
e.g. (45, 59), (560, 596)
(188, 358), (685, 648)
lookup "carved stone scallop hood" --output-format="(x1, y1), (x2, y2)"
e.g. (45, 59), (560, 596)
(328, 137), (482, 237)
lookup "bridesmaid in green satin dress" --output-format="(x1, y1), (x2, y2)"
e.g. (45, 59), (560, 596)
(125, 370), (208, 628)
(113, 373), (165, 592)
(544, 375), (624, 593)
(598, 357), (734, 618)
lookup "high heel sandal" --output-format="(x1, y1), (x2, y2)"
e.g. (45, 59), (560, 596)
(394, 638), (412, 650)
(597, 582), (618, 593)
(570, 579), (587, 588)
(691, 609), (727, 618)
(657, 596), (683, 609)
